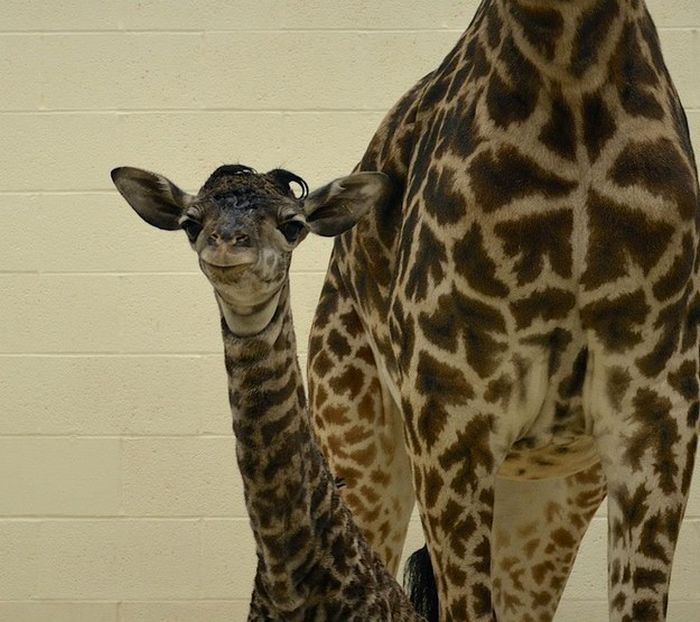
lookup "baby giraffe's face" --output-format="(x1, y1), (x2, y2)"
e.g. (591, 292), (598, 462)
(111, 164), (391, 333)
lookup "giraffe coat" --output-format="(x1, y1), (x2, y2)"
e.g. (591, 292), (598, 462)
(307, 1), (700, 620)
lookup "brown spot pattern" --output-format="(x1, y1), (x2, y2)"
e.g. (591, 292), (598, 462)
(406, 224), (448, 301)
(606, 367), (632, 410)
(509, 2), (563, 61)
(580, 289), (649, 352)
(454, 223), (510, 297)
(626, 388), (680, 494)
(486, 35), (541, 128)
(582, 91), (617, 162)
(570, 0), (619, 76)
(609, 20), (664, 120)
(582, 190), (674, 289)
(539, 86), (576, 160)
(439, 415), (495, 496)
(510, 287), (576, 330)
(470, 146), (577, 212)
(610, 138), (696, 220)
(416, 352), (475, 449)
(423, 165), (468, 225)
(494, 210), (573, 285)
(420, 288), (508, 378)
(637, 290), (689, 377)
(653, 233), (695, 301)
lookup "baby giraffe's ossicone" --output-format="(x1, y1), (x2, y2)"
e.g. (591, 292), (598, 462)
(112, 164), (423, 620)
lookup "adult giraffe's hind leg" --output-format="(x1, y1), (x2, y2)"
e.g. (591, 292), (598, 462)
(492, 464), (607, 622)
(307, 262), (415, 573)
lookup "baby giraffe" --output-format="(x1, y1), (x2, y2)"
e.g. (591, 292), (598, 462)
(111, 164), (423, 621)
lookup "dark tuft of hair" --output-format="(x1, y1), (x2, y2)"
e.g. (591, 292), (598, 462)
(267, 168), (309, 200)
(403, 545), (439, 622)
(203, 164), (257, 189)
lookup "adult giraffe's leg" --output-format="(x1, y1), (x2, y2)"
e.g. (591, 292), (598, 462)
(408, 460), (608, 622)
(307, 261), (414, 573)
(407, 413), (500, 621)
(400, 348), (523, 621)
(404, 459), (607, 622)
(587, 342), (699, 621)
(400, 329), (609, 622)
(492, 464), (607, 622)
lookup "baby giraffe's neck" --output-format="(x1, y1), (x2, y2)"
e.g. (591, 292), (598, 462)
(220, 281), (421, 620)
(221, 282), (344, 612)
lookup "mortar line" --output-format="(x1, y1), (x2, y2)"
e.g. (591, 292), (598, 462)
(0, 26), (693, 34)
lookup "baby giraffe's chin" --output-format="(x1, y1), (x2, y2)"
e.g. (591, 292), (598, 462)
(215, 286), (284, 337)
(201, 258), (284, 306)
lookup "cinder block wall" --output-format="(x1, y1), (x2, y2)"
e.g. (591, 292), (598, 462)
(1, 2), (698, 620)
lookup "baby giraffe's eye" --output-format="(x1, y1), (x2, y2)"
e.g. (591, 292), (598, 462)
(181, 218), (203, 243)
(278, 220), (306, 244)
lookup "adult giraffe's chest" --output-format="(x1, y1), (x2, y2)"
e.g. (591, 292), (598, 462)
(382, 74), (695, 479)
(334, 0), (698, 479)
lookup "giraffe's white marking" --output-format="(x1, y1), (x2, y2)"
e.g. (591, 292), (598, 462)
(216, 289), (282, 337)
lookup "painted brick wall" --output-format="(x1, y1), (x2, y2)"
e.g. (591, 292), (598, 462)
(1, 2), (698, 620)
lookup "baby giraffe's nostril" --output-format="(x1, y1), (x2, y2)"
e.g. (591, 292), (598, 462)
(212, 228), (250, 246)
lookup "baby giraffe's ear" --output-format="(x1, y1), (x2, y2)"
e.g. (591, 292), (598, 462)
(111, 166), (195, 230)
(303, 172), (392, 237)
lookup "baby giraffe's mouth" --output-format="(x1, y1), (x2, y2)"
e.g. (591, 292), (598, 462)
(200, 248), (259, 269)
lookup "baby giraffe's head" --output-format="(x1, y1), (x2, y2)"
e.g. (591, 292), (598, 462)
(111, 164), (391, 335)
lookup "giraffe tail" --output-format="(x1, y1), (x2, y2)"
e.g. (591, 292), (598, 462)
(403, 545), (439, 622)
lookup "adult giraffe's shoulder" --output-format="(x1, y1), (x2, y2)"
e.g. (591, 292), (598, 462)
(307, 0), (699, 620)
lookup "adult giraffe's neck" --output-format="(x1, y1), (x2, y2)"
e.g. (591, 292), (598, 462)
(484, 0), (653, 86)
(220, 283), (341, 613)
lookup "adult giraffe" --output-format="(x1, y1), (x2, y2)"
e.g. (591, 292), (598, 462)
(307, 0), (699, 620)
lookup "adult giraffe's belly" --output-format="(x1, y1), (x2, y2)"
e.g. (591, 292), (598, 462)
(497, 435), (600, 480)
(369, 308), (602, 482)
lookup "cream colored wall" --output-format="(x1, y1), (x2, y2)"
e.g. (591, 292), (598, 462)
(1, 1), (699, 620)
